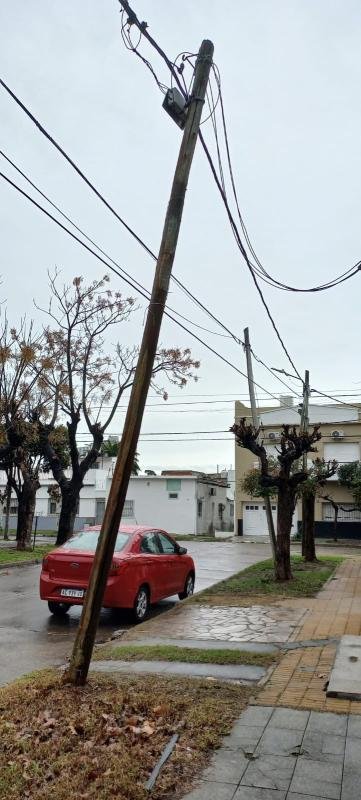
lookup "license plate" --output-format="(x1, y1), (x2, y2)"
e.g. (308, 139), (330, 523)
(60, 588), (84, 598)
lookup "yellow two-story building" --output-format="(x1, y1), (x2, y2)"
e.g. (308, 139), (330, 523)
(235, 398), (361, 540)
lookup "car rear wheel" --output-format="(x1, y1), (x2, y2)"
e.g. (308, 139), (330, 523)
(133, 586), (150, 623)
(48, 601), (70, 617)
(179, 572), (195, 600)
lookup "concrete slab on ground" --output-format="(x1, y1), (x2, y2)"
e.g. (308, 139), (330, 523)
(327, 635), (361, 700)
(107, 635), (279, 654)
(91, 659), (266, 683)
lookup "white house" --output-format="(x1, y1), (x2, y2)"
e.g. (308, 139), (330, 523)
(1, 461), (233, 536)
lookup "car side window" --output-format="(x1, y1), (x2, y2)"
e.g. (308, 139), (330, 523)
(158, 532), (177, 554)
(140, 533), (160, 554)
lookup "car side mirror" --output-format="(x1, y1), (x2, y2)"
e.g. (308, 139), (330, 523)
(178, 546), (187, 555)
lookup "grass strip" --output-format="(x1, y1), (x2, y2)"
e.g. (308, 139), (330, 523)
(93, 643), (276, 667)
(0, 669), (254, 800)
(191, 555), (343, 604)
(0, 545), (52, 564)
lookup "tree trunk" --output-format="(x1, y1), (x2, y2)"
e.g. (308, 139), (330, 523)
(333, 507), (338, 542)
(16, 479), (37, 550)
(56, 482), (82, 546)
(303, 492), (317, 562)
(275, 485), (294, 581)
(3, 481), (11, 540)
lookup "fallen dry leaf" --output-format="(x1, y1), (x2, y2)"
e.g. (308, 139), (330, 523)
(141, 721), (155, 737)
(153, 704), (170, 717)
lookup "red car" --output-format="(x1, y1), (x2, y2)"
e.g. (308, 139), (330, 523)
(40, 525), (195, 623)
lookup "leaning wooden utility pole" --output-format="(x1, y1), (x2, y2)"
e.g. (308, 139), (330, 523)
(243, 327), (277, 561)
(300, 369), (310, 555)
(64, 39), (214, 686)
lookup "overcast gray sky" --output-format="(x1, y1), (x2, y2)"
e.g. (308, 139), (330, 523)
(1, 1), (361, 472)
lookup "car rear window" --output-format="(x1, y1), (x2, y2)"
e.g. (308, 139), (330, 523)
(62, 530), (130, 552)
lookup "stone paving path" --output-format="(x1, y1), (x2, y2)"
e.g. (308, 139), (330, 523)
(123, 604), (307, 644)
(183, 705), (361, 800)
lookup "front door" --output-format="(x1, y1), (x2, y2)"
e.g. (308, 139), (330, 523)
(138, 531), (164, 602)
(157, 532), (184, 595)
(95, 500), (105, 525)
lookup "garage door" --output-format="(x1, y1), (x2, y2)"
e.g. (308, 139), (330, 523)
(243, 502), (298, 537)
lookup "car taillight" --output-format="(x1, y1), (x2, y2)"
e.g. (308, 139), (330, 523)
(42, 556), (49, 571)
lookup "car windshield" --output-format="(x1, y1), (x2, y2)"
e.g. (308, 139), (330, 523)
(61, 530), (130, 553)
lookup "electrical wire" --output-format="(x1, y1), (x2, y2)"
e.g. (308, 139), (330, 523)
(0, 79), (241, 347)
(310, 387), (361, 410)
(250, 348), (301, 398)
(81, 429), (232, 436)
(211, 67), (361, 294)
(0, 150), (234, 341)
(112, 6), (302, 380)
(4, 66), (358, 401)
(0, 81), (309, 395)
(115, 0), (361, 405)
(1, 169), (289, 407)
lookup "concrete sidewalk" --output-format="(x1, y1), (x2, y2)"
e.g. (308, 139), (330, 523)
(95, 556), (361, 798)
(183, 704), (360, 800)
(179, 558), (361, 798)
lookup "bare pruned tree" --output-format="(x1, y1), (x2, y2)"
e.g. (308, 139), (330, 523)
(0, 316), (58, 548)
(37, 272), (200, 544)
(231, 419), (323, 580)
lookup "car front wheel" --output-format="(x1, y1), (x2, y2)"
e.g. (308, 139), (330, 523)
(179, 573), (195, 600)
(133, 586), (150, 623)
(48, 601), (70, 617)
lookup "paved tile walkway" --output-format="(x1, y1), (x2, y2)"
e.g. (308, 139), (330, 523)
(257, 559), (361, 714)
(182, 705), (361, 800)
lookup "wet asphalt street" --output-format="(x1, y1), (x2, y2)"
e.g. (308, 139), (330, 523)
(0, 540), (271, 685)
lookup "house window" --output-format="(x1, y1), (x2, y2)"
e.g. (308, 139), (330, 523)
(166, 478), (181, 492)
(197, 500), (203, 518)
(123, 500), (134, 518)
(48, 499), (60, 515)
(322, 503), (361, 522)
(169, 493), (178, 499)
(9, 498), (18, 515)
(218, 503), (224, 521)
(230, 502), (234, 517)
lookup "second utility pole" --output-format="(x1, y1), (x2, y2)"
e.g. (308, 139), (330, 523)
(243, 328), (277, 561)
(64, 38), (214, 686)
(301, 369), (310, 556)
